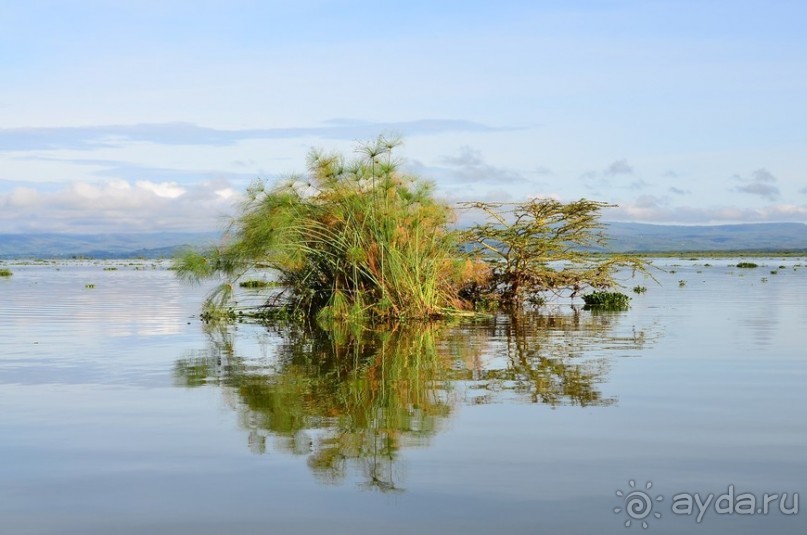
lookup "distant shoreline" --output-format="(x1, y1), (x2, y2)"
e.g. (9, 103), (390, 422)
(2, 223), (806, 259)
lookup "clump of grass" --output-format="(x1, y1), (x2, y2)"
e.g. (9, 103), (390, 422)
(176, 137), (479, 321)
(582, 291), (630, 310)
(770, 270), (778, 275)
(678, 280), (687, 287)
(632, 285), (647, 294)
(736, 262), (759, 268)
(0, 268), (12, 277)
(103, 267), (118, 271)
(85, 283), (95, 289)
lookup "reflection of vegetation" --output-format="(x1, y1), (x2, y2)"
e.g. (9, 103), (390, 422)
(467, 310), (646, 407)
(174, 310), (651, 489)
(176, 323), (461, 491)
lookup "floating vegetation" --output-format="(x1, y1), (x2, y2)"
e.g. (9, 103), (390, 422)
(85, 283), (95, 289)
(678, 280), (687, 287)
(238, 279), (280, 289)
(736, 262), (759, 268)
(103, 267), (118, 271)
(581, 291), (630, 310)
(0, 268), (12, 277)
(199, 307), (237, 322)
(704, 263), (712, 267)
(632, 285), (647, 294)
(669, 269), (677, 274)
(770, 270), (778, 275)
(761, 277), (768, 283)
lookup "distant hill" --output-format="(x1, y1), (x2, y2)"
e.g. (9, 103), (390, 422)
(0, 232), (218, 259)
(1, 223), (805, 258)
(602, 222), (807, 252)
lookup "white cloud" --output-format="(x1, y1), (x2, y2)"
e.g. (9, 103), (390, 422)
(0, 120), (507, 152)
(437, 146), (526, 184)
(605, 200), (807, 224)
(135, 180), (186, 199)
(534, 166), (554, 176)
(732, 168), (780, 200)
(605, 159), (633, 176)
(403, 146), (536, 201)
(580, 158), (640, 193)
(0, 179), (238, 232)
(668, 186), (690, 195)
(633, 194), (669, 209)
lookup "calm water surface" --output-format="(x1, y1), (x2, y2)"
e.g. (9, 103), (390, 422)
(1, 258), (805, 534)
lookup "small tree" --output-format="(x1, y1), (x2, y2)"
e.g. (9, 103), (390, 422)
(459, 199), (647, 310)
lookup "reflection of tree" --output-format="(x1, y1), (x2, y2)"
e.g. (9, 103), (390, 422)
(174, 309), (652, 489)
(467, 308), (647, 407)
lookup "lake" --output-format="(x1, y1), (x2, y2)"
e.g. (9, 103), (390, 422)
(1, 258), (805, 534)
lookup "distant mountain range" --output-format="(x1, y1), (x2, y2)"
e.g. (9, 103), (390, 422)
(601, 222), (807, 252)
(1, 223), (805, 258)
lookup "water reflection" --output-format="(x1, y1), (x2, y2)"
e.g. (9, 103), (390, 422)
(468, 308), (650, 406)
(174, 309), (652, 490)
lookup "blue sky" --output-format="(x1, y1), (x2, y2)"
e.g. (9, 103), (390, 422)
(1, 0), (805, 232)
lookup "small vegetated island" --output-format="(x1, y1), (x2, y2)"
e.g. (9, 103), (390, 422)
(177, 137), (645, 321)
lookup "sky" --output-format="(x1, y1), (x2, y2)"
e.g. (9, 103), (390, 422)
(1, 0), (806, 233)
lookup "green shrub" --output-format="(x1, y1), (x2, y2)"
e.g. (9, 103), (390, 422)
(176, 137), (477, 320)
(582, 291), (630, 310)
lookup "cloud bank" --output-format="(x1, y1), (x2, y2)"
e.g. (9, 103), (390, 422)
(0, 179), (238, 233)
